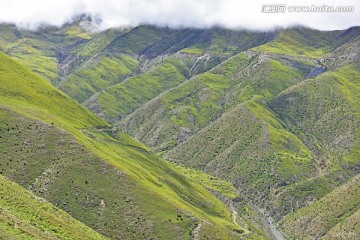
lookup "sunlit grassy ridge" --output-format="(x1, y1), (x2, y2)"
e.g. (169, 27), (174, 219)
(5, 36), (59, 80)
(269, 63), (360, 167)
(0, 51), (248, 239)
(121, 52), (313, 155)
(59, 26), (277, 125)
(117, 50), (319, 216)
(0, 175), (108, 240)
(333, 64), (360, 166)
(0, 52), (107, 132)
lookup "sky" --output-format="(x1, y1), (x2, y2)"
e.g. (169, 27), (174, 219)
(0, 0), (359, 31)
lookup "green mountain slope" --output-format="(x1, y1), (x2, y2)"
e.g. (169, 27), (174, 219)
(114, 26), (360, 237)
(0, 50), (260, 239)
(60, 52), (139, 103)
(0, 20), (99, 82)
(280, 174), (360, 239)
(92, 55), (195, 122)
(0, 23), (277, 118)
(254, 27), (335, 58)
(0, 175), (108, 240)
(86, 28), (277, 123)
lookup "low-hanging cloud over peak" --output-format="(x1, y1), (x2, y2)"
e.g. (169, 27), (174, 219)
(0, 0), (359, 31)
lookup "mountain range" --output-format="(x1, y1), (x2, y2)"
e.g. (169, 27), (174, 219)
(0, 17), (359, 239)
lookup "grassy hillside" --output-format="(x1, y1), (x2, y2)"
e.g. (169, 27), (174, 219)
(60, 52), (139, 103)
(0, 49), (256, 239)
(94, 55), (195, 122)
(280, 174), (360, 239)
(1, 23), (359, 239)
(0, 175), (108, 240)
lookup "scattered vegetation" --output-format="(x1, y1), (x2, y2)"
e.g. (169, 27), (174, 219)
(0, 175), (108, 240)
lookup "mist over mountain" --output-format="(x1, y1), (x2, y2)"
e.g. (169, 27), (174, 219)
(0, 0), (359, 30)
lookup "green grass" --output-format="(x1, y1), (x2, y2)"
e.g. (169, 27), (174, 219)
(61, 24), (93, 39)
(71, 28), (129, 58)
(0, 24), (19, 50)
(262, 63), (360, 221)
(0, 23), (98, 82)
(180, 46), (205, 55)
(321, 208), (360, 240)
(120, 52), (312, 155)
(117, 38), (359, 238)
(0, 107), (172, 239)
(170, 162), (239, 199)
(269, 63), (360, 170)
(119, 52), (317, 210)
(162, 53), (250, 126)
(166, 103), (278, 199)
(208, 28), (275, 56)
(0, 21), (124, 85)
(0, 52), (108, 133)
(0, 175), (108, 240)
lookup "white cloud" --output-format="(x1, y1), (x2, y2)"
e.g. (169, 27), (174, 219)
(0, 0), (359, 30)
